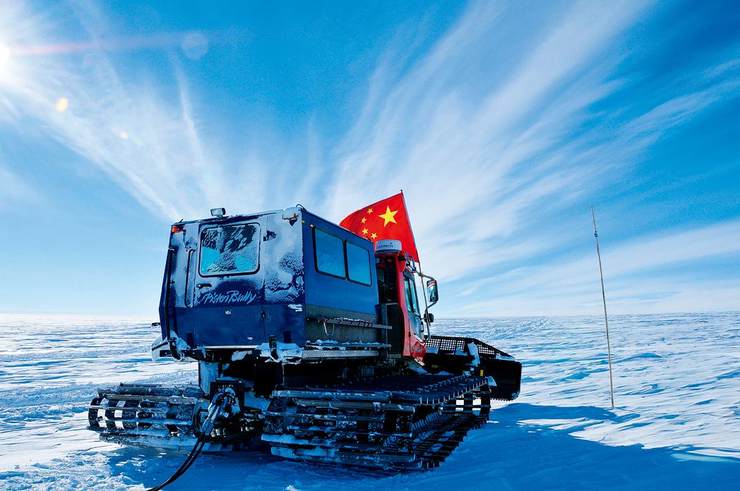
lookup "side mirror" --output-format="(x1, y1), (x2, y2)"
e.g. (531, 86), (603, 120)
(426, 279), (439, 304)
(424, 311), (435, 324)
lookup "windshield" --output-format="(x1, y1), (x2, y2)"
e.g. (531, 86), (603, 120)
(199, 223), (260, 276)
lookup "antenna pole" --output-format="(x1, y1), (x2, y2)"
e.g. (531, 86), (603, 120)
(592, 207), (615, 409)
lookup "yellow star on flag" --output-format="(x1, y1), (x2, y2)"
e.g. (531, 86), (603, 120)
(361, 217), (367, 224)
(362, 228), (369, 235)
(367, 208), (373, 214)
(370, 232), (377, 239)
(378, 206), (398, 227)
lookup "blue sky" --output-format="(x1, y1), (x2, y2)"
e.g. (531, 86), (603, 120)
(0, 0), (738, 317)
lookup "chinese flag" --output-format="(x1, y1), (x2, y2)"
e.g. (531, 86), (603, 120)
(339, 192), (420, 261)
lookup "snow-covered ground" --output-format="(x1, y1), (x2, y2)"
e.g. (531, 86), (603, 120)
(0, 313), (738, 490)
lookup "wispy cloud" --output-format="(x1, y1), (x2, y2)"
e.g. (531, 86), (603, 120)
(458, 219), (740, 315)
(0, 0), (738, 315)
(0, 165), (38, 208)
(0, 1), (272, 220)
(320, 0), (740, 315)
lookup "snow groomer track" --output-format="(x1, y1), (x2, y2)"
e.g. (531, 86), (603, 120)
(264, 373), (495, 469)
(90, 372), (498, 469)
(89, 385), (202, 447)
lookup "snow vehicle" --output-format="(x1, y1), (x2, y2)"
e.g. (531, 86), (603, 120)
(88, 205), (521, 473)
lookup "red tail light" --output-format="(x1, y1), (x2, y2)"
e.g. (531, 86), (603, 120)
(171, 224), (184, 234)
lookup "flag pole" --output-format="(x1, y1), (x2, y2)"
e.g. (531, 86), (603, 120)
(399, 189), (419, 257)
(592, 207), (615, 409)
(400, 190), (431, 338)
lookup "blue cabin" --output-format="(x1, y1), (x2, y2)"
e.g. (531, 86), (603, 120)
(159, 207), (385, 357)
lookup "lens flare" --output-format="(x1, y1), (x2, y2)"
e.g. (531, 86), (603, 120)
(55, 97), (69, 112)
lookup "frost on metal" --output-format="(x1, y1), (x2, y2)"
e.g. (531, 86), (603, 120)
(258, 342), (303, 363)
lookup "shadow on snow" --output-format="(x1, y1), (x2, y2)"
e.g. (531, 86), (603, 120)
(102, 403), (738, 490)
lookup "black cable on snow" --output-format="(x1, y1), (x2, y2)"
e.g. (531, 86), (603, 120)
(147, 437), (207, 491)
(147, 390), (235, 491)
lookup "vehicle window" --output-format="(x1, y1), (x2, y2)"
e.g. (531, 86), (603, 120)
(404, 276), (420, 314)
(200, 223), (260, 276)
(346, 242), (371, 285)
(314, 228), (346, 278)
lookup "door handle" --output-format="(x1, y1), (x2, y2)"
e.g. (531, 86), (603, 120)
(196, 282), (212, 289)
